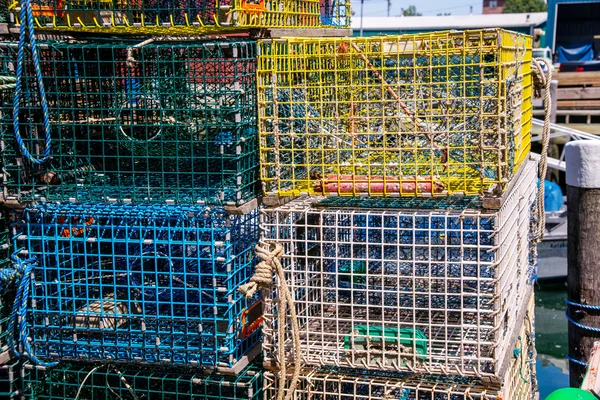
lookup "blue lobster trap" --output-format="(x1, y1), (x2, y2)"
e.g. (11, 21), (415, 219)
(12, 202), (261, 372)
(22, 362), (262, 400)
(0, 39), (259, 206)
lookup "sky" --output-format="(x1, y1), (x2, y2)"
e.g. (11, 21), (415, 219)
(350, 0), (484, 17)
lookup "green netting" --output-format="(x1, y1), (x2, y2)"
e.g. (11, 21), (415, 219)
(0, 39), (259, 206)
(23, 362), (262, 400)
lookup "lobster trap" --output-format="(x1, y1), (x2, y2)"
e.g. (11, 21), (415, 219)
(264, 293), (536, 400)
(0, 361), (21, 399)
(22, 362), (262, 400)
(257, 29), (533, 198)
(1, 39), (259, 206)
(9, 0), (350, 34)
(262, 157), (538, 379)
(13, 202), (262, 372)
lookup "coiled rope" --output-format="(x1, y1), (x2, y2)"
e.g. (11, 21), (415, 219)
(0, 76), (16, 91)
(531, 58), (553, 242)
(9, 254), (58, 367)
(238, 239), (302, 400)
(12, 0), (52, 164)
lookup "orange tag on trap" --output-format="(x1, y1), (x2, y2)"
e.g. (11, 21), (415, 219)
(241, 300), (263, 339)
(240, 0), (266, 12)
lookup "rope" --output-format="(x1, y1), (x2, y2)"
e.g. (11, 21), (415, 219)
(126, 36), (222, 68)
(567, 354), (588, 367)
(12, 0), (52, 164)
(0, 264), (24, 292)
(126, 38), (155, 69)
(531, 58), (553, 242)
(238, 241), (302, 400)
(566, 299), (600, 311)
(565, 310), (600, 333)
(9, 255), (58, 367)
(0, 76), (16, 90)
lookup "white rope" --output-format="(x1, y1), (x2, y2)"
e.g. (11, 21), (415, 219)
(125, 36), (233, 68)
(238, 241), (302, 400)
(126, 38), (156, 69)
(73, 365), (103, 400)
(531, 58), (553, 242)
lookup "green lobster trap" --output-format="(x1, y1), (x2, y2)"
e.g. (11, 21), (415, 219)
(9, 0), (351, 34)
(257, 29), (533, 198)
(1, 39), (259, 206)
(0, 361), (21, 399)
(22, 362), (262, 400)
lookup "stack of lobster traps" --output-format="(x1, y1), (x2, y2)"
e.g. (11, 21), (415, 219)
(0, 0), (351, 399)
(256, 30), (542, 400)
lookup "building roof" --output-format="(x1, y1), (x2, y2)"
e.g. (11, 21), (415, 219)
(352, 12), (547, 32)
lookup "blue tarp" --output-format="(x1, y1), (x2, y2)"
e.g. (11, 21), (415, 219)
(557, 42), (594, 62)
(544, 180), (564, 212)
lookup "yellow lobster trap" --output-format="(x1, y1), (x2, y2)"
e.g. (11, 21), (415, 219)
(257, 29), (533, 198)
(9, 0), (350, 34)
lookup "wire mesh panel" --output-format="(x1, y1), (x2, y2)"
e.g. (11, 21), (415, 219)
(262, 157), (537, 378)
(0, 211), (10, 266)
(9, 0), (350, 34)
(0, 361), (21, 399)
(0, 39), (259, 206)
(22, 362), (262, 400)
(0, 290), (14, 363)
(0, 211), (14, 362)
(13, 202), (261, 370)
(257, 30), (533, 198)
(264, 295), (536, 399)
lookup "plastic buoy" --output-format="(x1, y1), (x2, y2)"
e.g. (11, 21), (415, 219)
(545, 388), (597, 400)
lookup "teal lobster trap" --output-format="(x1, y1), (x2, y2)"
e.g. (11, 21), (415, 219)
(0, 361), (21, 399)
(11, 202), (262, 372)
(22, 362), (262, 400)
(0, 39), (259, 206)
(0, 211), (15, 364)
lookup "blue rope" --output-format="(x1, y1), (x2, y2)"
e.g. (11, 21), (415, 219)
(0, 265), (23, 292)
(565, 310), (600, 333)
(567, 354), (588, 367)
(12, 0), (51, 164)
(566, 299), (600, 311)
(9, 255), (58, 367)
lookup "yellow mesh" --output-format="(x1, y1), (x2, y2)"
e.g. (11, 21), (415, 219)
(11, 0), (350, 34)
(257, 29), (533, 198)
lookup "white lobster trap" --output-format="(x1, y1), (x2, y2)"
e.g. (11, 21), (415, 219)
(262, 157), (538, 379)
(264, 291), (537, 399)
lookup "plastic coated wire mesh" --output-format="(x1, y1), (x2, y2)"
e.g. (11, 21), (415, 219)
(261, 157), (537, 378)
(0, 210), (14, 359)
(264, 293), (536, 400)
(9, 0), (350, 34)
(0, 210), (10, 264)
(13, 202), (261, 369)
(257, 29), (533, 198)
(0, 39), (259, 206)
(22, 362), (262, 400)
(0, 361), (21, 399)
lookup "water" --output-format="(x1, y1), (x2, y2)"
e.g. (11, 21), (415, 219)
(536, 283), (570, 399)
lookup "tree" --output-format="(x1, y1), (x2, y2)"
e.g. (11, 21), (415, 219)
(401, 5), (422, 16)
(502, 0), (547, 13)
(437, 12), (451, 16)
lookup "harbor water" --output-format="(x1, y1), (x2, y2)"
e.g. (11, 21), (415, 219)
(536, 283), (570, 399)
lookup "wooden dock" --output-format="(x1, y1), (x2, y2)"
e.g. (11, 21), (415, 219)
(534, 71), (600, 124)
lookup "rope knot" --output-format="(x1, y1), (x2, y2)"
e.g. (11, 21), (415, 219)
(238, 243), (283, 298)
(126, 48), (136, 69)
